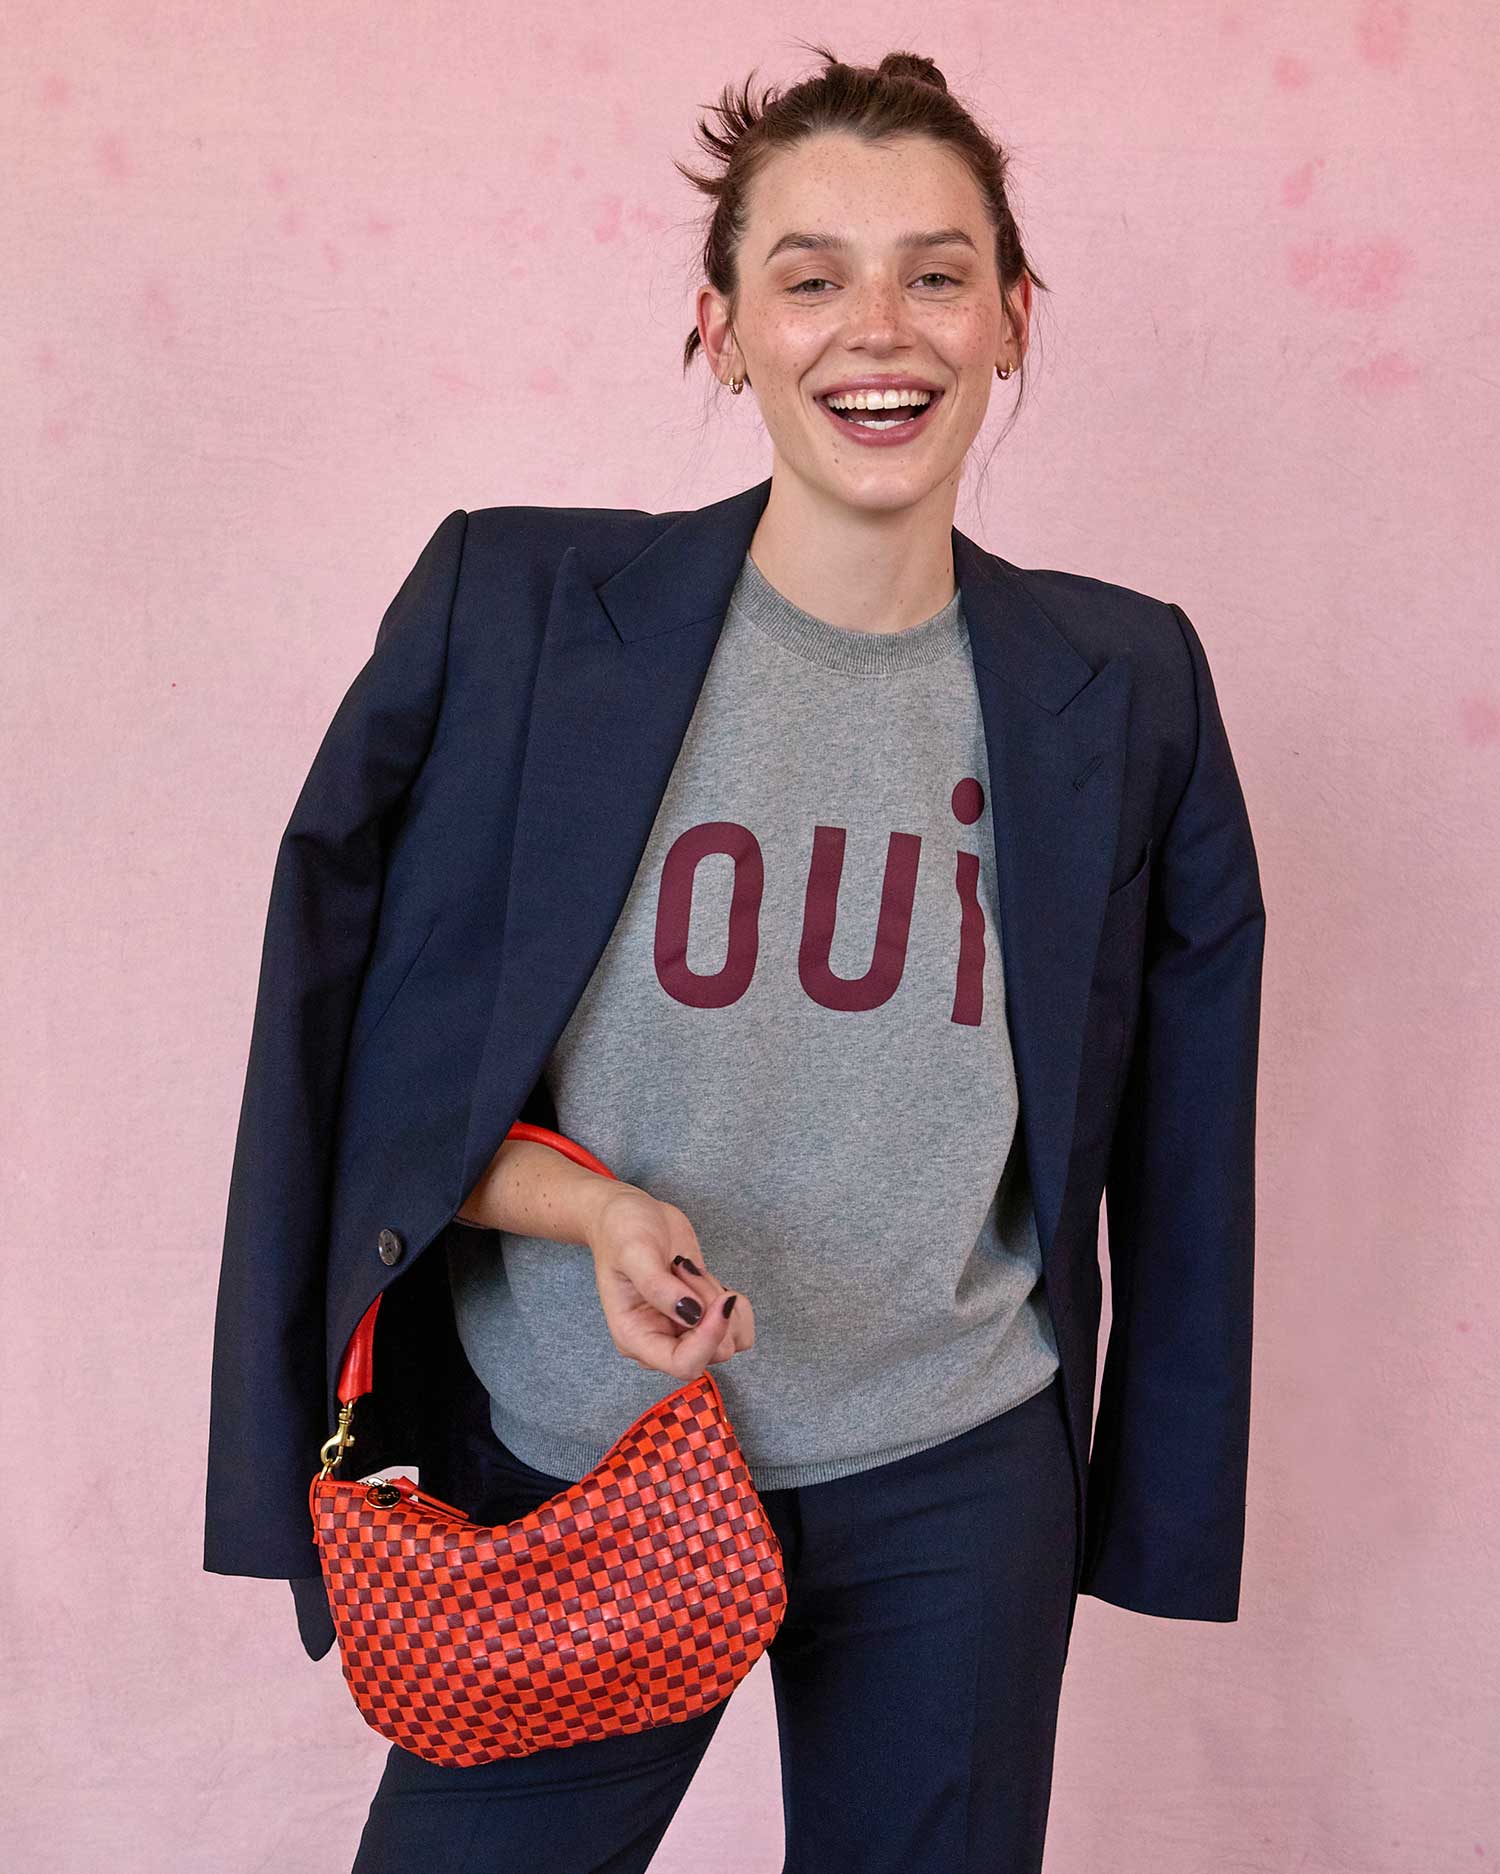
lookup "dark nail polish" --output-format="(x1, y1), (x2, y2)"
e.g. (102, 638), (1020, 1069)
(671, 1255), (705, 1278)
(675, 1295), (703, 1325)
(722, 1294), (738, 1318)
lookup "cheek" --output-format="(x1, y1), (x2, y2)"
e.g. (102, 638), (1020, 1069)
(758, 315), (822, 369)
(946, 314), (1000, 369)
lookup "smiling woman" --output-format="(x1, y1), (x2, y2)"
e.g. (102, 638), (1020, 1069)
(197, 36), (1266, 1874)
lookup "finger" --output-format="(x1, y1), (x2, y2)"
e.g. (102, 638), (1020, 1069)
(622, 1289), (742, 1379)
(665, 1255), (757, 1357)
(714, 1288), (753, 1355)
(625, 1242), (726, 1341)
(670, 1284), (751, 1357)
(707, 1314), (743, 1364)
(605, 1211), (752, 1360)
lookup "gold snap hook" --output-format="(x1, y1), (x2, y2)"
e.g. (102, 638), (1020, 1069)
(318, 1400), (358, 1479)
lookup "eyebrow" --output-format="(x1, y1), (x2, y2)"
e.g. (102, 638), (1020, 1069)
(762, 227), (979, 265)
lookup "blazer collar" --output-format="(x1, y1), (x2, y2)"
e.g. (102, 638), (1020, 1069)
(592, 474), (1098, 712)
(462, 475), (1133, 1267)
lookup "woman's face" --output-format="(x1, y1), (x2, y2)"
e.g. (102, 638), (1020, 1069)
(700, 131), (1025, 517)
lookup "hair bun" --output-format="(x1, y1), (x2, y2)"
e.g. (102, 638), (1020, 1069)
(876, 52), (949, 92)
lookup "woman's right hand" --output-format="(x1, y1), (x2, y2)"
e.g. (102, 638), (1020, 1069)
(587, 1184), (755, 1380)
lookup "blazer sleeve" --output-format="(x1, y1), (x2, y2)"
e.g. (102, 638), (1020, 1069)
(202, 509), (469, 1597)
(1079, 601), (1267, 1621)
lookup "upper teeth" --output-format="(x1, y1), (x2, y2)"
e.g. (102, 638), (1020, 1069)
(824, 388), (934, 411)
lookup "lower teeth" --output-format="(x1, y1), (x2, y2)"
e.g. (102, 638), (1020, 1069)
(836, 409), (920, 429)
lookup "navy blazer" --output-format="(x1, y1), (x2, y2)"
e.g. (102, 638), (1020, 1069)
(203, 475), (1266, 1662)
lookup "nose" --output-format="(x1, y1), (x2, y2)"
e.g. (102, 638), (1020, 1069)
(838, 278), (914, 350)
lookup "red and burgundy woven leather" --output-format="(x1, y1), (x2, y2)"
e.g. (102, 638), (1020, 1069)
(309, 1369), (787, 1766)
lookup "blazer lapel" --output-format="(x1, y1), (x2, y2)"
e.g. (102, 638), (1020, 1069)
(459, 481), (772, 1205)
(460, 477), (1132, 1268)
(955, 534), (1134, 1258)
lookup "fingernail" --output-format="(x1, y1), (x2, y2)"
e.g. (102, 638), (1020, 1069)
(671, 1255), (705, 1277)
(721, 1294), (738, 1318)
(675, 1295), (703, 1325)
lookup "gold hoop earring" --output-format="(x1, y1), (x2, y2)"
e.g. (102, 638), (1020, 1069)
(996, 363), (1014, 380)
(729, 373), (744, 394)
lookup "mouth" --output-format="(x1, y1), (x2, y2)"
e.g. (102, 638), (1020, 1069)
(814, 386), (944, 448)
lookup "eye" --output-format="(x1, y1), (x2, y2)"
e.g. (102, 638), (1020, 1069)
(786, 272), (962, 297)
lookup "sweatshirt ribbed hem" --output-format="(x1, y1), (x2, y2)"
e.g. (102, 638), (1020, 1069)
(487, 1364), (1060, 1494)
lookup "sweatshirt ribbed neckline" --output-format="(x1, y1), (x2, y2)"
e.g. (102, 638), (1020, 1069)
(727, 549), (968, 675)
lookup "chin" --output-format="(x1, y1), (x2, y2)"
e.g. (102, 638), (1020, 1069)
(826, 463), (956, 507)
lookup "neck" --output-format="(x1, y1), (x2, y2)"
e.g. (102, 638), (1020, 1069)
(746, 467), (961, 636)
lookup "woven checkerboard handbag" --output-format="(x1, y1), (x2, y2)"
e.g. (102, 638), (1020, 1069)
(308, 1121), (788, 1767)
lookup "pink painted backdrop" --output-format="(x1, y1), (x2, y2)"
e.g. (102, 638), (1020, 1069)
(5, 4), (1496, 1870)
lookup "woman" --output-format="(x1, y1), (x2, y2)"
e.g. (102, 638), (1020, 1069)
(204, 46), (1266, 1874)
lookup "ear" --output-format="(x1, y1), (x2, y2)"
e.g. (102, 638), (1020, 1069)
(696, 283), (740, 386)
(1001, 273), (1033, 368)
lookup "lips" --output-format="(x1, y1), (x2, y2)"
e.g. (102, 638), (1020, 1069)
(814, 386), (945, 448)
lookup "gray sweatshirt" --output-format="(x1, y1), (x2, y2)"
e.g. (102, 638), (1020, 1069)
(447, 548), (1061, 1490)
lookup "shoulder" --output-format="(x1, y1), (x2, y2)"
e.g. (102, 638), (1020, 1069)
(995, 557), (1195, 690)
(988, 558), (1230, 827)
(460, 500), (671, 585)
(439, 501), (675, 671)
(991, 553), (1214, 749)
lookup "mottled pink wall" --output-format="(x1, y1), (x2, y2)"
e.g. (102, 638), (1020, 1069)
(5, 4), (1497, 1871)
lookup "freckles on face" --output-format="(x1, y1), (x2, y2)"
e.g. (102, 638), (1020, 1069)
(755, 301), (825, 396)
(928, 303), (997, 380)
(754, 298), (994, 408)
(724, 135), (1014, 485)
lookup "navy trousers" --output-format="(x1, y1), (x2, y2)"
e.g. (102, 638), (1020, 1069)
(350, 1372), (1078, 1874)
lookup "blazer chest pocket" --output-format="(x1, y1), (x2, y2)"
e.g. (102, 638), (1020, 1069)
(1104, 835), (1153, 920)
(1095, 834), (1154, 996)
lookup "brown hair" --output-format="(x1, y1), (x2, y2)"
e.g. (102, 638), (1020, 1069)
(674, 43), (1048, 442)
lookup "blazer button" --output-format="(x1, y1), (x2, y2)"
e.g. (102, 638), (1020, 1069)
(377, 1228), (404, 1266)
